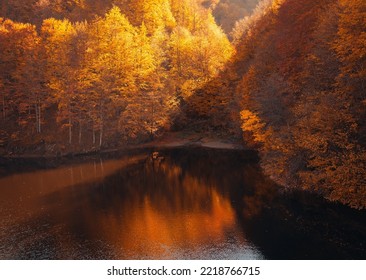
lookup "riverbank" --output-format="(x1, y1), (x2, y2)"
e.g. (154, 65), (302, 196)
(149, 130), (245, 150)
(0, 129), (247, 160)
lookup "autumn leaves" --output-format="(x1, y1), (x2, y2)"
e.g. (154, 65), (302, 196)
(0, 1), (233, 148)
(235, 0), (366, 209)
(2, 0), (363, 209)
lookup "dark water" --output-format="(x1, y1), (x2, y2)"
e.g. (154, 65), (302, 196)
(0, 148), (365, 260)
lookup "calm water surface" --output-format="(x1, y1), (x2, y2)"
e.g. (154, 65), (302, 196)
(0, 148), (365, 259)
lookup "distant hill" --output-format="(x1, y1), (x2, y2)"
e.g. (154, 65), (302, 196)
(0, 0), (259, 35)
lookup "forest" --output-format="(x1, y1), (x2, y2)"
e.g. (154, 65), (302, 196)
(0, 0), (365, 209)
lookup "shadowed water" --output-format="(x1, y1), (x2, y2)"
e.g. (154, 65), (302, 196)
(0, 148), (365, 259)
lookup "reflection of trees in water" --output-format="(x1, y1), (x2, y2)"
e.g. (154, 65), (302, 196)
(83, 148), (263, 215)
(78, 148), (258, 258)
(236, 182), (366, 260)
(1, 148), (365, 259)
(84, 148), (366, 259)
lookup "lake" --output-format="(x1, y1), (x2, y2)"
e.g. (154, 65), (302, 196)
(0, 148), (365, 259)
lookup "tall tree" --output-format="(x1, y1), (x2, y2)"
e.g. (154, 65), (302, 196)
(42, 18), (79, 144)
(84, 7), (138, 147)
(0, 18), (44, 134)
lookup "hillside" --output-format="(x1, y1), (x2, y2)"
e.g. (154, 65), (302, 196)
(0, 0), (365, 209)
(230, 0), (366, 209)
(0, 0), (235, 154)
(0, 0), (259, 34)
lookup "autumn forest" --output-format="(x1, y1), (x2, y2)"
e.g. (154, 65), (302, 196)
(0, 0), (365, 210)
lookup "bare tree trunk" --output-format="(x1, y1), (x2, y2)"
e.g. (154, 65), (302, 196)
(99, 124), (103, 148)
(69, 116), (72, 145)
(35, 103), (39, 133)
(99, 96), (104, 148)
(2, 93), (6, 119)
(92, 127), (96, 145)
(79, 122), (82, 145)
(38, 103), (41, 133)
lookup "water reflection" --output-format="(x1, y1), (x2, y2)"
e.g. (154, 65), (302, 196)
(0, 155), (146, 226)
(0, 148), (365, 259)
(46, 149), (265, 259)
(82, 159), (261, 259)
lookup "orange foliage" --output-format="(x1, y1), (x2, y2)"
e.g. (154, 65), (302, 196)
(235, 0), (366, 209)
(0, 1), (233, 149)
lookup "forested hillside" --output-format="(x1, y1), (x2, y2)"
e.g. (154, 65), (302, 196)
(232, 0), (366, 209)
(0, 0), (233, 151)
(0, 0), (365, 209)
(0, 0), (259, 34)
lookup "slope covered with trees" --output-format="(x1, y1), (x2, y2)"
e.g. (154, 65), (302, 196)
(233, 0), (366, 209)
(0, 0), (233, 152)
(0, 1), (260, 40)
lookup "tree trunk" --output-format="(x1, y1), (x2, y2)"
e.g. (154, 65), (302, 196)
(2, 93), (6, 119)
(92, 127), (96, 146)
(69, 116), (72, 145)
(35, 103), (39, 133)
(99, 124), (103, 148)
(79, 122), (82, 145)
(38, 103), (41, 133)
(99, 96), (104, 148)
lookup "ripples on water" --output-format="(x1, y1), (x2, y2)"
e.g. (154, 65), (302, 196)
(0, 148), (365, 259)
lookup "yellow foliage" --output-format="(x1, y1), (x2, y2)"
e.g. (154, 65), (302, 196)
(240, 110), (267, 143)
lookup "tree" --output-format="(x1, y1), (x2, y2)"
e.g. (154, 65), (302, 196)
(42, 18), (80, 144)
(0, 18), (45, 134)
(15, 26), (45, 134)
(83, 7), (138, 147)
(126, 0), (176, 33)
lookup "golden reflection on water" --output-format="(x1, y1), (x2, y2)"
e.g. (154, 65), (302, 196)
(0, 156), (146, 225)
(90, 163), (243, 258)
(68, 162), (250, 258)
(0, 151), (264, 259)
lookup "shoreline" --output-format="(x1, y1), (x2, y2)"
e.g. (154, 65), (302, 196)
(0, 136), (248, 161)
